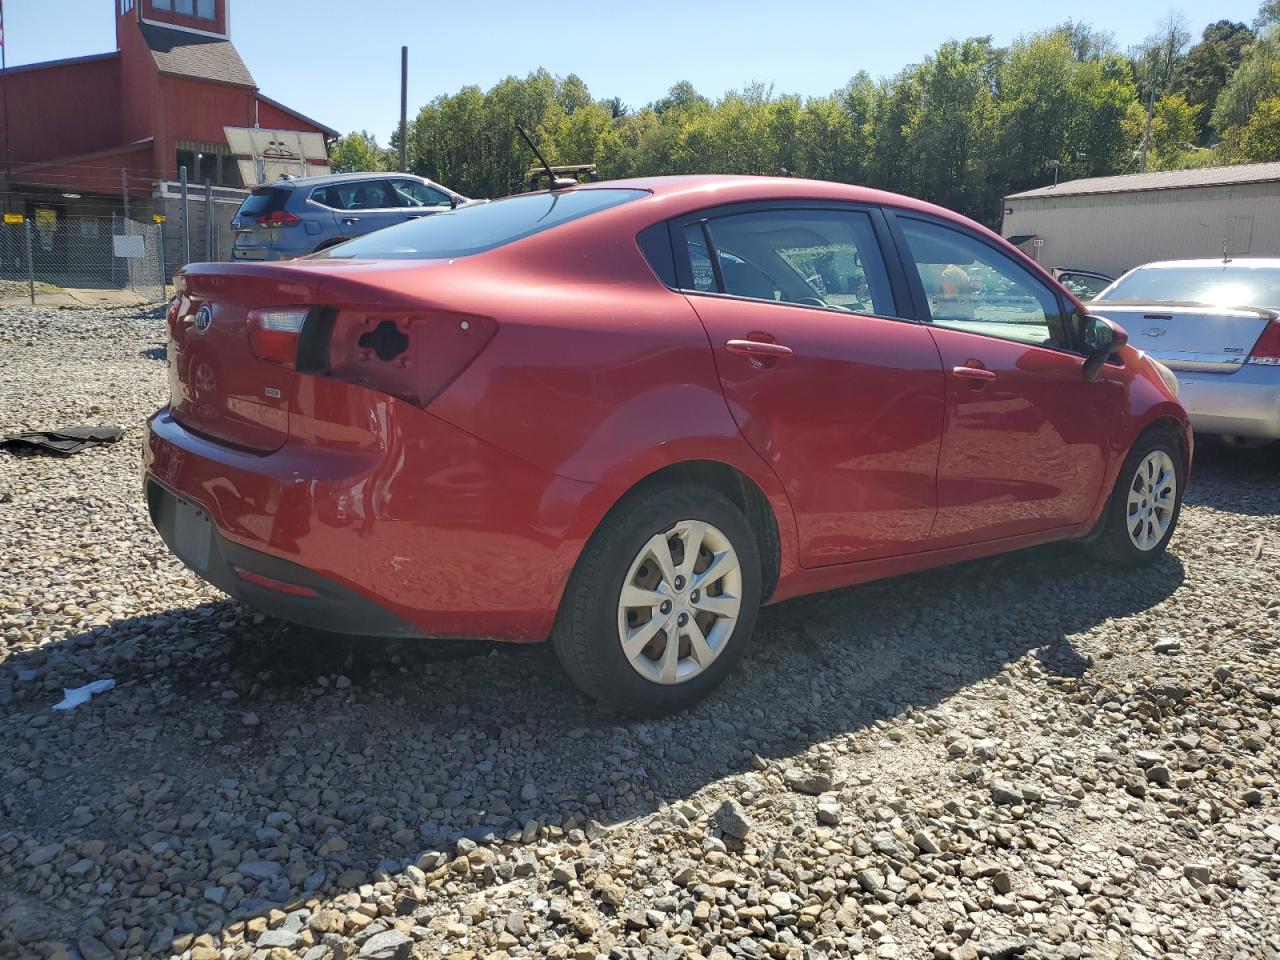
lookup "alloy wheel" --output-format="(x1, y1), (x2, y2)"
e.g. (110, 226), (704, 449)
(1126, 449), (1177, 551)
(616, 520), (742, 685)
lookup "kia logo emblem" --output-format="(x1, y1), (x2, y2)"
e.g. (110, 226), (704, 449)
(194, 305), (213, 333)
(1143, 326), (1166, 337)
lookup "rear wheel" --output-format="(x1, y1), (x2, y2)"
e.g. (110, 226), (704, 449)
(1084, 427), (1185, 567)
(552, 484), (761, 716)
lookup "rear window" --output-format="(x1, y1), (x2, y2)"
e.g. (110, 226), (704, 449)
(237, 187), (289, 219)
(1098, 265), (1280, 310)
(316, 188), (648, 260)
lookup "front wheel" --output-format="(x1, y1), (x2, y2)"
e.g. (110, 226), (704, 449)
(1083, 427), (1185, 567)
(552, 484), (762, 716)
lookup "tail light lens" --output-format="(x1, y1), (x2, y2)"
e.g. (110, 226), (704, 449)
(1247, 320), (1280, 365)
(257, 211), (301, 228)
(319, 309), (497, 408)
(247, 308), (308, 367)
(165, 296), (182, 337)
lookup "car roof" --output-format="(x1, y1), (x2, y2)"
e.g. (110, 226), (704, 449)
(577, 174), (951, 214)
(263, 171), (426, 190)
(569, 175), (1004, 240)
(1131, 258), (1280, 270)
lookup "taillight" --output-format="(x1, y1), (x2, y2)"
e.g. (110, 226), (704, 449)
(257, 210), (301, 228)
(247, 308), (308, 367)
(321, 309), (497, 408)
(1247, 320), (1280, 365)
(165, 296), (181, 337)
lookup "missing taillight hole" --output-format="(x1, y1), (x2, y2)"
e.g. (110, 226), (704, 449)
(358, 320), (409, 362)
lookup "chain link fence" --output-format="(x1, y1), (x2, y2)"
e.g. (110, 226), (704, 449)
(0, 215), (167, 304)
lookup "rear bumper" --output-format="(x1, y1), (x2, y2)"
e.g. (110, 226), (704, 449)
(144, 404), (604, 642)
(1176, 365), (1280, 439)
(147, 478), (424, 636)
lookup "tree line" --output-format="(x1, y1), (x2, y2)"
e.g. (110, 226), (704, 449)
(329, 3), (1280, 228)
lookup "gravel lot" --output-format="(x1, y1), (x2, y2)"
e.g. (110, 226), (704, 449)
(1, 304), (1278, 960)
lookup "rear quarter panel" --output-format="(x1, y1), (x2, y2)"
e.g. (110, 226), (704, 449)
(422, 210), (802, 596)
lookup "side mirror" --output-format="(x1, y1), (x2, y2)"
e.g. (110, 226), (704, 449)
(1081, 315), (1128, 381)
(449, 195), (461, 209)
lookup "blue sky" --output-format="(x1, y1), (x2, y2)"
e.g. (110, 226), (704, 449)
(3, 0), (1256, 142)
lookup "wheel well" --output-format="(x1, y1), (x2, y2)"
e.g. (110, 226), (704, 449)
(1143, 416), (1191, 471)
(626, 460), (782, 602)
(314, 238), (347, 252)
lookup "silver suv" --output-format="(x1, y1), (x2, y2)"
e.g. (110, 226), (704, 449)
(230, 172), (477, 262)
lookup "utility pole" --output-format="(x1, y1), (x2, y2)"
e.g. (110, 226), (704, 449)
(399, 46), (409, 173)
(204, 178), (213, 262)
(179, 165), (190, 267)
(1, 4), (11, 201)
(1138, 81), (1155, 174)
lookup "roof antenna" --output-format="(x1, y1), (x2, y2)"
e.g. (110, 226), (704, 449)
(517, 126), (576, 190)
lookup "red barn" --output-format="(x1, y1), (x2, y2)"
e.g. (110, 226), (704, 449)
(0, 0), (336, 232)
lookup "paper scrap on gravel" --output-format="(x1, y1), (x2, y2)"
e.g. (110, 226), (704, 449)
(52, 678), (116, 711)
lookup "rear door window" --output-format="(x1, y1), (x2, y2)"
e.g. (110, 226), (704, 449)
(310, 181), (399, 211)
(682, 209), (898, 318)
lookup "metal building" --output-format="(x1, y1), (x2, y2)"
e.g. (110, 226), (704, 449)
(1001, 162), (1280, 278)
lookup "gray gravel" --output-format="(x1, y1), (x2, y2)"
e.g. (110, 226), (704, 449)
(2, 304), (1279, 960)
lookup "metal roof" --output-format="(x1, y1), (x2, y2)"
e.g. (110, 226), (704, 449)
(1006, 162), (1280, 200)
(140, 22), (255, 88)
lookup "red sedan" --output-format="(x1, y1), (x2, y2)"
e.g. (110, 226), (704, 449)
(145, 176), (1189, 714)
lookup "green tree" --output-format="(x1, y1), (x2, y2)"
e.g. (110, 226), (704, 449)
(1123, 94), (1201, 169)
(1174, 20), (1255, 141)
(328, 131), (392, 174)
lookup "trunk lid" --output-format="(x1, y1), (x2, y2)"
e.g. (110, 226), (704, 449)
(169, 265), (328, 452)
(231, 185), (295, 259)
(1087, 301), (1277, 374)
(168, 259), (492, 454)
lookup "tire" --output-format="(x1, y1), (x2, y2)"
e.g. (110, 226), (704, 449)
(552, 483), (762, 716)
(1083, 426), (1185, 567)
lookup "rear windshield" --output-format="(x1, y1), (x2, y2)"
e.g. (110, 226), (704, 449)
(237, 187), (290, 219)
(1098, 265), (1280, 310)
(315, 188), (648, 260)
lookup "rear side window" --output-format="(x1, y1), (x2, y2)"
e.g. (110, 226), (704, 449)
(238, 188), (289, 219)
(317, 188), (649, 260)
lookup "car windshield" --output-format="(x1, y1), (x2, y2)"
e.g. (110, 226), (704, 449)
(1097, 264), (1280, 310)
(315, 188), (649, 260)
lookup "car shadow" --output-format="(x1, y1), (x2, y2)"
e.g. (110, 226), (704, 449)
(0, 540), (1185, 956)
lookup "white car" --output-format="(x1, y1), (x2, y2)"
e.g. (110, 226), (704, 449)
(1089, 258), (1280, 443)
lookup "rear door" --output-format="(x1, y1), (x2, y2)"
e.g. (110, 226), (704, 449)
(320, 180), (408, 239)
(673, 203), (945, 567)
(891, 213), (1114, 546)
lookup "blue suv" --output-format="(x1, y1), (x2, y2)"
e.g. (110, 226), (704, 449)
(230, 172), (478, 261)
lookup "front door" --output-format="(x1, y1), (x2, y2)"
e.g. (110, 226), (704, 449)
(893, 214), (1116, 547)
(675, 205), (945, 567)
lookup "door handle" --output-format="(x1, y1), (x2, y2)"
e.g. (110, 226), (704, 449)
(952, 365), (996, 382)
(342, 217), (361, 225)
(726, 339), (793, 359)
